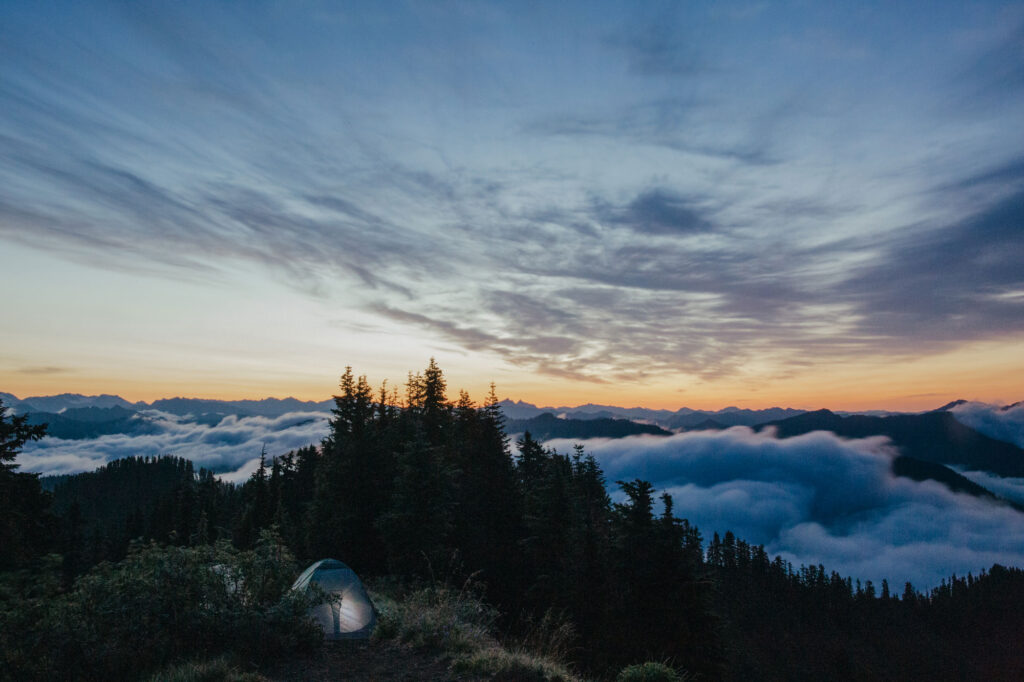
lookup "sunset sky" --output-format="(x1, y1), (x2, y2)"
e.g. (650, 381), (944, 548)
(2, 1), (1023, 411)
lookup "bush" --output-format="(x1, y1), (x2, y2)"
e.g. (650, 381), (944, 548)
(0, 556), (63, 682)
(616, 661), (685, 682)
(6, 530), (321, 681)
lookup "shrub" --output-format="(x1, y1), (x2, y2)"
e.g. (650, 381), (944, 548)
(9, 530), (320, 681)
(0, 556), (63, 682)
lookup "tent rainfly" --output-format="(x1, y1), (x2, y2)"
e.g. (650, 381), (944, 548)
(292, 559), (377, 640)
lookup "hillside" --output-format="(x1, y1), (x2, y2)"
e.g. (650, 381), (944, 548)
(761, 409), (1024, 478)
(891, 455), (1022, 510)
(23, 406), (158, 439)
(505, 412), (672, 439)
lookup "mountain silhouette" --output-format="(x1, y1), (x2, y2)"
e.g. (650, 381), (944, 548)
(24, 406), (158, 439)
(760, 409), (1024, 478)
(505, 413), (672, 440)
(497, 398), (805, 428)
(891, 455), (1022, 511)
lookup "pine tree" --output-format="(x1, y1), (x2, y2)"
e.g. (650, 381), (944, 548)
(0, 398), (53, 568)
(419, 358), (449, 446)
(376, 434), (453, 575)
(446, 387), (521, 603)
(0, 398), (46, 471)
(236, 447), (271, 548)
(516, 431), (547, 486)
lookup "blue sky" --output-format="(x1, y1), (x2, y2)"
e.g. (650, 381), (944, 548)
(2, 0), (1023, 408)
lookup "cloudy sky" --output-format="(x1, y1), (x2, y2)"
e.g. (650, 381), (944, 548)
(2, 0), (1023, 410)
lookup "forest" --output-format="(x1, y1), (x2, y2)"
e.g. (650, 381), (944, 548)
(3, 361), (1024, 681)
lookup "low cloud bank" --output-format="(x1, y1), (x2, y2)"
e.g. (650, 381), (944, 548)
(955, 468), (1024, 506)
(548, 428), (1024, 589)
(17, 410), (330, 482)
(951, 401), (1024, 448)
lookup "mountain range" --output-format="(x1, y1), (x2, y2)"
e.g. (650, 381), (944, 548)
(505, 412), (673, 440)
(758, 408), (1024, 478)
(0, 392), (335, 439)
(0, 392), (334, 418)
(497, 399), (809, 428)
(3, 392), (812, 436)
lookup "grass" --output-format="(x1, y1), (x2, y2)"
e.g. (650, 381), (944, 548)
(453, 646), (576, 681)
(615, 661), (688, 682)
(371, 579), (495, 654)
(144, 657), (269, 682)
(368, 579), (581, 682)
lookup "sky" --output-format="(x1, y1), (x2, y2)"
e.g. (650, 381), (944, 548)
(2, 0), (1023, 410)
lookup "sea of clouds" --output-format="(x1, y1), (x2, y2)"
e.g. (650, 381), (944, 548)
(951, 401), (1024, 449)
(945, 401), (1024, 506)
(549, 426), (1024, 590)
(18, 410), (331, 483)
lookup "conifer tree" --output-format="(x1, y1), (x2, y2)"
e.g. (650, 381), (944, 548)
(376, 433), (453, 574)
(0, 398), (53, 568)
(419, 357), (449, 446)
(236, 447), (271, 548)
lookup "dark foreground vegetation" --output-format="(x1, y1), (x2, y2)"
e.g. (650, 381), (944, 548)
(3, 363), (1024, 681)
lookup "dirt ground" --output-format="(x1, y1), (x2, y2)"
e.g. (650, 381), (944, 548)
(262, 640), (488, 682)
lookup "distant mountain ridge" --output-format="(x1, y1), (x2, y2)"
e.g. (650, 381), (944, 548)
(4, 393), (811, 434)
(21, 406), (160, 440)
(0, 392), (336, 441)
(1, 392), (137, 413)
(760, 409), (1024, 478)
(147, 396), (335, 418)
(2, 392), (334, 418)
(498, 399), (806, 429)
(505, 413), (672, 440)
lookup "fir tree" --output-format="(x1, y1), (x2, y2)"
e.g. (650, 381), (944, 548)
(0, 398), (53, 568)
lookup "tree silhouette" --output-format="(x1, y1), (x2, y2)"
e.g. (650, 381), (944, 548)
(0, 398), (52, 568)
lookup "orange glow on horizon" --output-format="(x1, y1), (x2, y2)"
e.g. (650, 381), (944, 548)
(4, 338), (1021, 413)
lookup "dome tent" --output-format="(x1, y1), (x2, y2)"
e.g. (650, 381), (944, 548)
(292, 559), (377, 640)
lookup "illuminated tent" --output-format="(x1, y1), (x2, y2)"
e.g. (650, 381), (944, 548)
(292, 559), (377, 640)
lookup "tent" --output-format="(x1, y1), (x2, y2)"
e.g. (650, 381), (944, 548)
(292, 559), (377, 640)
